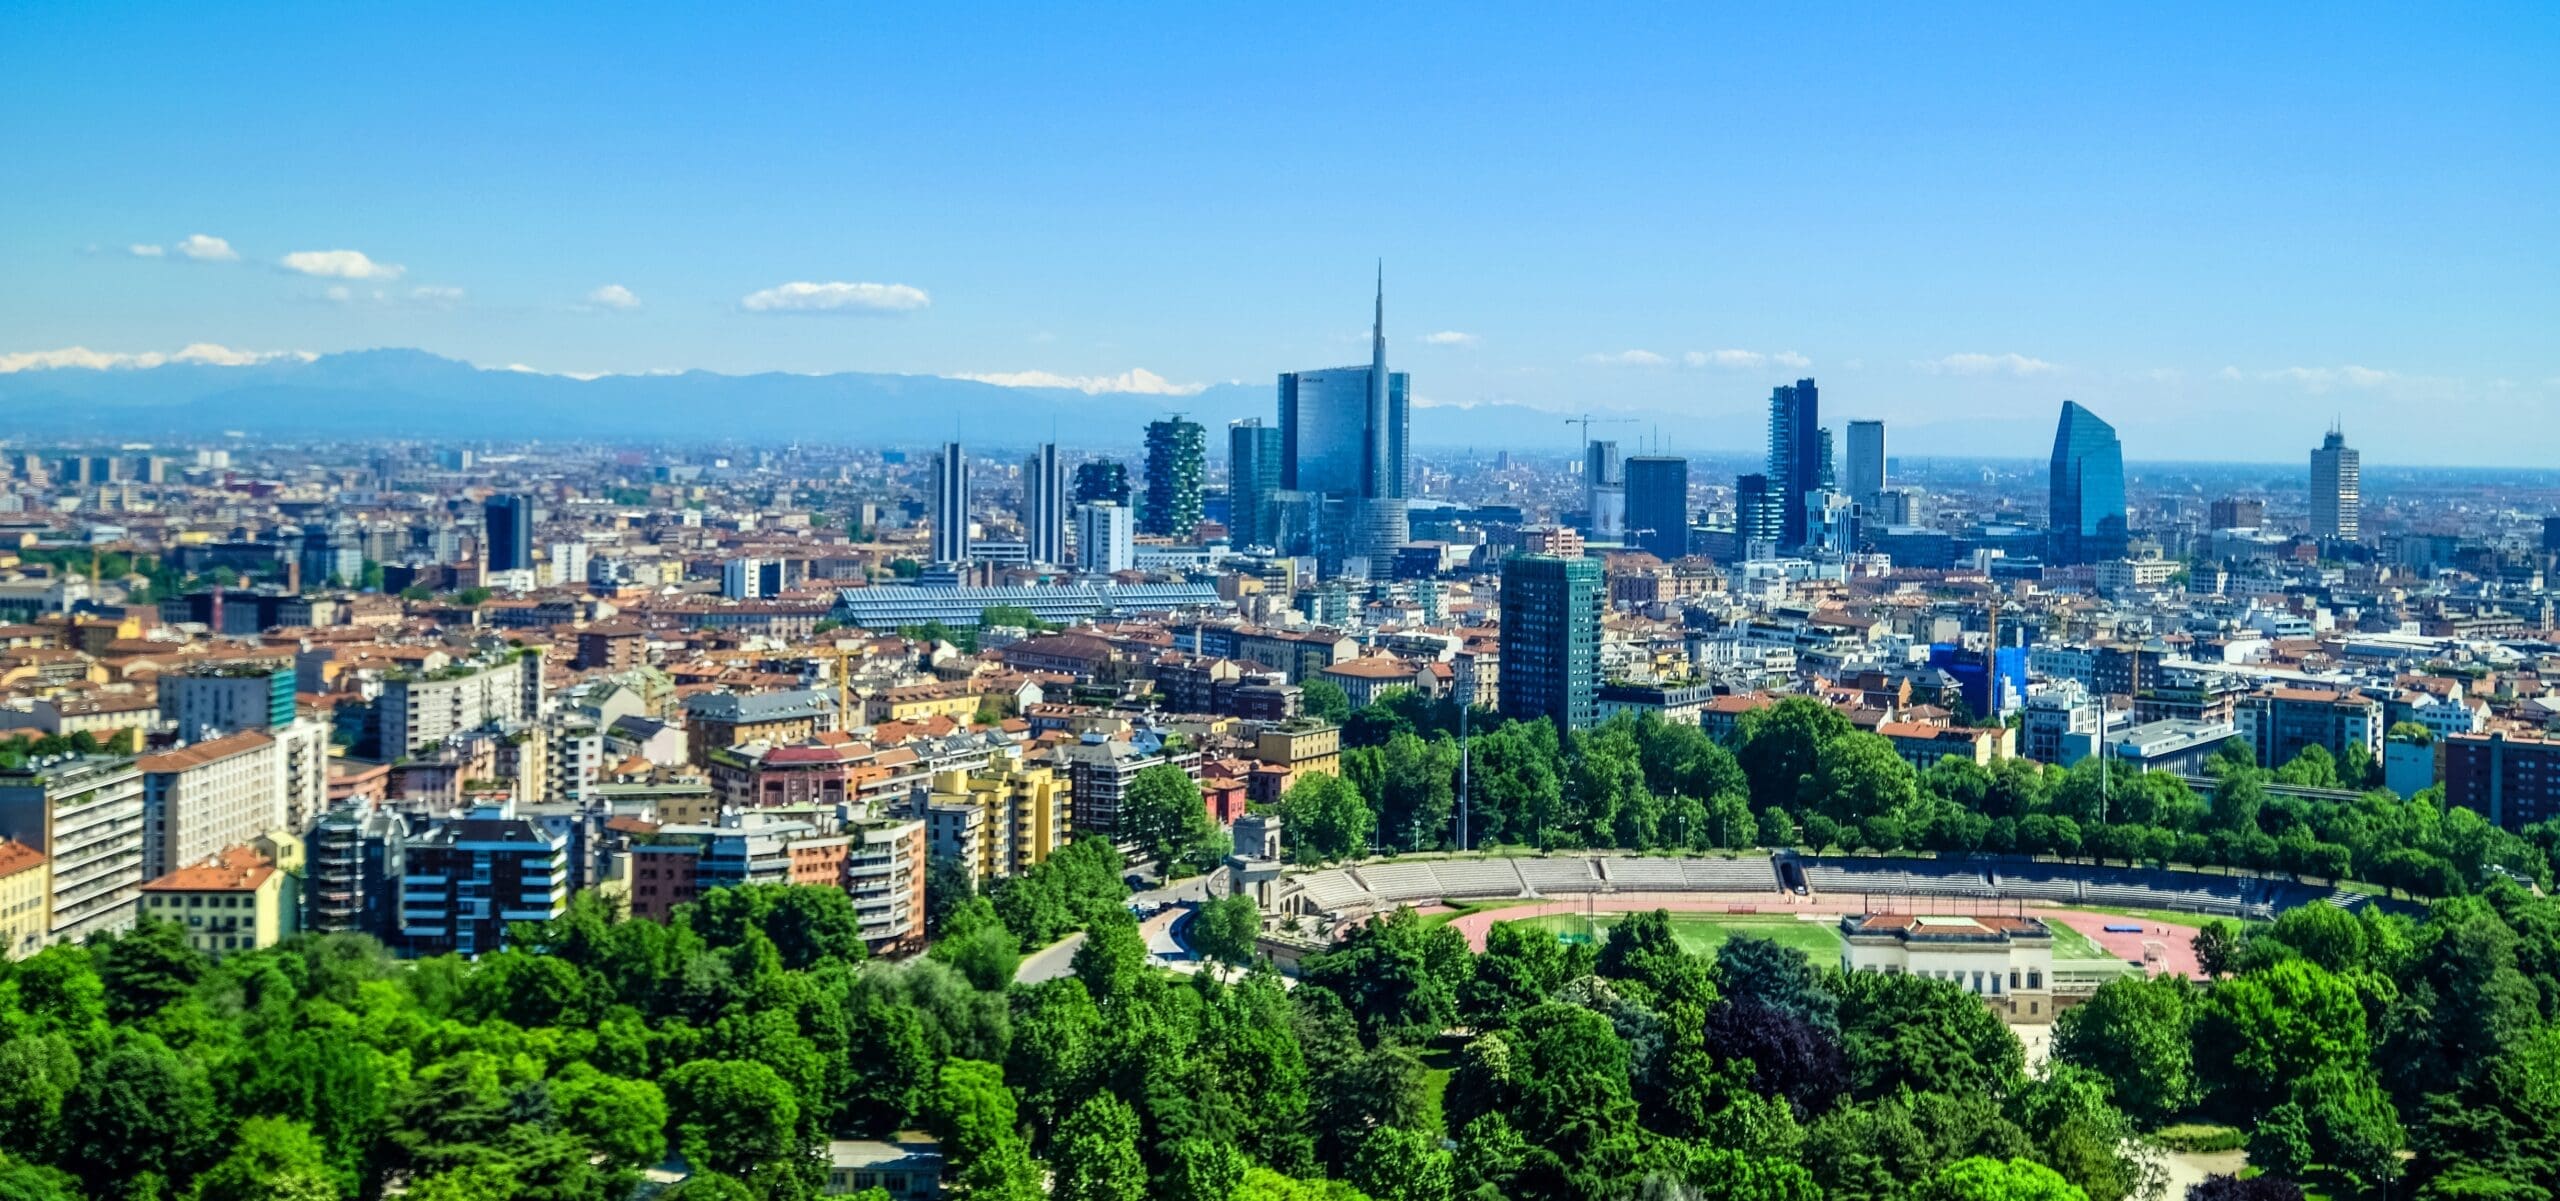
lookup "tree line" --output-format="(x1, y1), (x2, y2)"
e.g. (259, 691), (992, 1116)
(1262, 691), (2554, 902)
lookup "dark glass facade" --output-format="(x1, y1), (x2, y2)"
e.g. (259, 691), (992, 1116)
(1498, 554), (1601, 732)
(1624, 456), (1689, 559)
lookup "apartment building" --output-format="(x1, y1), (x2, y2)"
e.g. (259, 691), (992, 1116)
(0, 839), (46, 959)
(925, 752), (1071, 884)
(140, 731), (287, 881)
(140, 837), (301, 957)
(399, 800), (568, 957)
(380, 649), (545, 759)
(0, 756), (145, 942)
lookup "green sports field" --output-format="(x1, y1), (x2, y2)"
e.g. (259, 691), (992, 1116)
(1517, 911), (1846, 962)
(2042, 919), (2114, 962)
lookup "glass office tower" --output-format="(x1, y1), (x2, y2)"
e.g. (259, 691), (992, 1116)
(2048, 401), (2127, 563)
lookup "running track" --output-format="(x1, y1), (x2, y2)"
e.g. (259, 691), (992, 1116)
(1431, 891), (2207, 979)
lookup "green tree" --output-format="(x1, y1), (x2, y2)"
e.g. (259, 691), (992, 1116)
(1120, 762), (1220, 873)
(930, 895), (1025, 991)
(1834, 970), (2025, 1102)
(1734, 698), (1854, 808)
(2192, 920), (2243, 978)
(63, 1037), (216, 1195)
(1348, 1125), (1456, 1201)
(1302, 908), (1475, 1041)
(1812, 732), (1920, 826)
(1303, 679), (1354, 724)
(1917, 1156), (2091, 1201)
(2050, 974), (2199, 1124)
(2191, 960), (2369, 1118)
(1194, 893), (1264, 966)
(189, 1116), (337, 1201)
(1282, 773), (1375, 863)
(550, 1063), (668, 1171)
(662, 1059), (808, 1186)
(1051, 1094), (1148, 1201)
(929, 1060), (1044, 1201)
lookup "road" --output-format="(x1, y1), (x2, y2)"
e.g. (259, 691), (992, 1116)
(1013, 872), (1215, 985)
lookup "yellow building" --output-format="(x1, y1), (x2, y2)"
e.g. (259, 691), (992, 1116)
(865, 682), (988, 725)
(0, 838), (48, 960)
(1255, 721), (1342, 780)
(138, 835), (302, 957)
(923, 752), (1070, 884)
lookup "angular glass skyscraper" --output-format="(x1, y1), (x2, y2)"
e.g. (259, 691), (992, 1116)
(2048, 401), (2127, 564)
(1766, 379), (1820, 549)
(1228, 419), (1283, 549)
(1276, 273), (1410, 568)
(1498, 554), (1602, 732)
(1624, 456), (1688, 559)
(930, 442), (971, 564)
(1844, 420), (1886, 512)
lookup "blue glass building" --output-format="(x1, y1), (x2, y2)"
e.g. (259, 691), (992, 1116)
(2047, 400), (2127, 564)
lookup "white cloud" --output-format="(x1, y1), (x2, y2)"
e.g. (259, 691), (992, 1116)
(1582, 349), (1670, 367)
(1923, 352), (2058, 376)
(409, 285), (465, 306)
(1420, 330), (1479, 347)
(2266, 365), (2394, 392)
(281, 249), (404, 280)
(951, 367), (1207, 396)
(584, 283), (641, 311)
(176, 234), (238, 262)
(0, 343), (314, 373)
(1681, 348), (1812, 371)
(129, 244), (165, 258)
(739, 280), (930, 314)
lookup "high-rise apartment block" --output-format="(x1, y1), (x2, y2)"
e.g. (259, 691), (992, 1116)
(1735, 474), (1785, 554)
(1498, 554), (1602, 732)
(930, 442), (971, 564)
(1766, 379), (1821, 549)
(379, 649), (544, 760)
(399, 799), (568, 956)
(1023, 443), (1067, 565)
(1076, 501), (1134, 574)
(158, 661), (295, 742)
(1142, 417), (1206, 538)
(2311, 426), (2360, 542)
(0, 757), (145, 943)
(1624, 456), (1689, 559)
(2048, 400), (2128, 564)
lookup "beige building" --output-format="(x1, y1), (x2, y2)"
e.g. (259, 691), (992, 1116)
(140, 731), (288, 881)
(1839, 912), (2058, 1021)
(139, 836), (301, 957)
(0, 838), (47, 960)
(0, 756), (146, 943)
(924, 751), (1070, 884)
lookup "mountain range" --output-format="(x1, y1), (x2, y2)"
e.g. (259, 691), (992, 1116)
(0, 349), (1604, 454)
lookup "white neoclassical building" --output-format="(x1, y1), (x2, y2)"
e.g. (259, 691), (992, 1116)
(1839, 913), (2058, 1022)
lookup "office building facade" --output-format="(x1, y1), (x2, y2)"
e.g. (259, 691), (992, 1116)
(1276, 275), (1411, 569)
(1023, 442), (1067, 565)
(1498, 554), (1602, 732)
(483, 494), (533, 574)
(1227, 420), (1284, 549)
(2311, 426), (2361, 543)
(930, 441), (971, 564)
(2048, 400), (2128, 564)
(1141, 417), (1205, 538)
(1766, 379), (1821, 549)
(1735, 474), (1785, 556)
(1583, 440), (1625, 538)
(1624, 455), (1689, 559)
(1844, 420), (1886, 512)
(400, 800), (569, 957)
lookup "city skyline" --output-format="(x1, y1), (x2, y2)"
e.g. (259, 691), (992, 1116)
(3, 6), (2554, 464)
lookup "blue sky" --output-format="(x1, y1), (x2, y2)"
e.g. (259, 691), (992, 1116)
(2, 3), (2554, 462)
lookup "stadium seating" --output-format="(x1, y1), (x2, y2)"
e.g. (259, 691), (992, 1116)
(1432, 859), (1530, 897)
(1803, 860), (1994, 897)
(1352, 860), (1443, 902)
(1597, 858), (1688, 888)
(1519, 858), (1603, 893)
(1681, 857), (1784, 891)
(1289, 869), (1376, 912)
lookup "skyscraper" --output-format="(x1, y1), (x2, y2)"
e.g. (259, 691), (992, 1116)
(483, 495), (532, 574)
(1072, 459), (1129, 506)
(1228, 419), (1283, 548)
(2048, 401), (2128, 564)
(1498, 554), (1602, 732)
(1142, 417), (1205, 538)
(1735, 474), (1784, 553)
(930, 442), (971, 564)
(1075, 501), (1133, 574)
(1276, 272), (1410, 567)
(1766, 379), (1820, 549)
(1844, 420), (1886, 512)
(1022, 443), (1067, 565)
(1624, 456), (1689, 559)
(1583, 440), (1625, 537)
(2311, 426), (2360, 543)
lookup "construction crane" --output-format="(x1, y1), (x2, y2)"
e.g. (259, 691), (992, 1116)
(1562, 414), (1637, 447)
